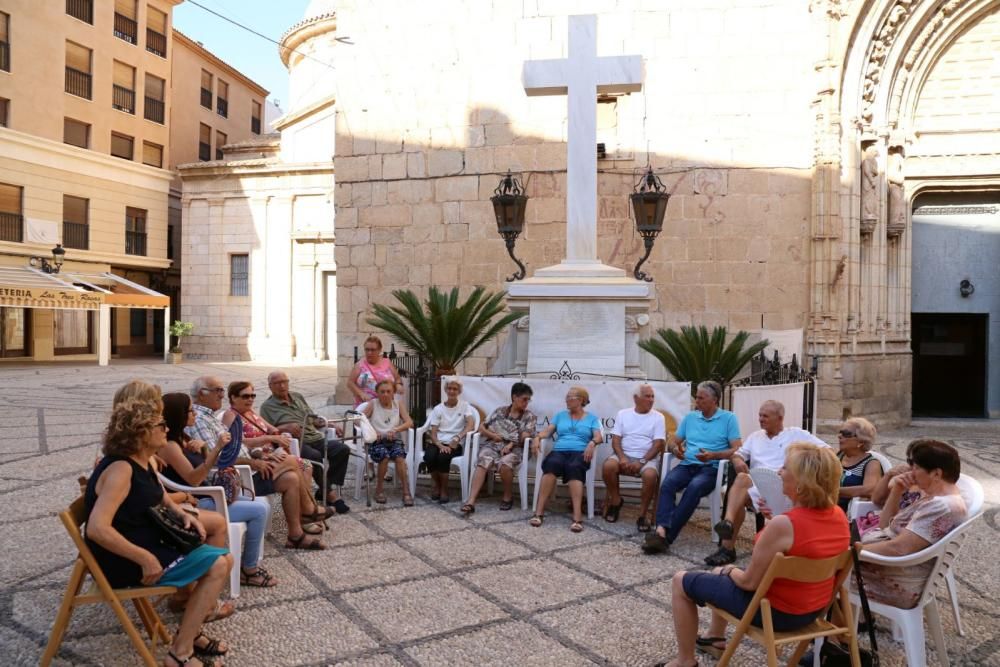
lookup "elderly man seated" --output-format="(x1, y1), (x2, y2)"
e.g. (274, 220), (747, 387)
(260, 371), (352, 514)
(643, 381), (741, 555)
(703, 399), (827, 566)
(602, 383), (666, 531)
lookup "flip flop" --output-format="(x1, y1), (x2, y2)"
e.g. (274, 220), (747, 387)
(529, 514), (544, 527)
(302, 521), (324, 535)
(194, 632), (229, 656)
(636, 515), (652, 532)
(570, 521), (584, 533)
(696, 635), (727, 658)
(285, 533), (326, 550)
(461, 503), (476, 515)
(203, 599), (235, 623)
(604, 499), (624, 523)
(374, 491), (387, 504)
(498, 499), (513, 511)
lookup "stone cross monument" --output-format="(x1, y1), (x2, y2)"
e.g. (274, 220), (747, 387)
(504, 15), (653, 377)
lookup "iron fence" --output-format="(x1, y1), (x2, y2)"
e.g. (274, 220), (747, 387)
(62, 221), (88, 250)
(146, 29), (166, 57)
(65, 67), (92, 99)
(0, 212), (22, 243)
(112, 84), (135, 114)
(66, 0), (93, 24)
(728, 350), (817, 430)
(144, 96), (164, 123)
(113, 13), (137, 44)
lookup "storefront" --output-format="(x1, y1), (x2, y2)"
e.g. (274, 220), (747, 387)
(0, 266), (170, 365)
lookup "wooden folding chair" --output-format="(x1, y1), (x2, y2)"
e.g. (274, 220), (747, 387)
(40, 496), (177, 667)
(709, 550), (861, 667)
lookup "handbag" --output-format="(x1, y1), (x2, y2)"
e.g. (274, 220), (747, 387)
(354, 413), (378, 444)
(209, 466), (253, 505)
(147, 504), (202, 554)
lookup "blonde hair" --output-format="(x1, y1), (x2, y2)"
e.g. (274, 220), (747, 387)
(364, 335), (384, 351)
(844, 417), (877, 451)
(567, 385), (590, 406)
(113, 380), (162, 412)
(783, 443), (841, 509)
(103, 398), (163, 457)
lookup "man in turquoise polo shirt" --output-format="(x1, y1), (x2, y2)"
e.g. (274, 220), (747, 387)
(643, 380), (741, 554)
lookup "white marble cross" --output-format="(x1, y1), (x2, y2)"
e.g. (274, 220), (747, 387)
(523, 15), (643, 277)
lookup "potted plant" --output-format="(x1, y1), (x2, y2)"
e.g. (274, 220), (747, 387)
(168, 320), (195, 364)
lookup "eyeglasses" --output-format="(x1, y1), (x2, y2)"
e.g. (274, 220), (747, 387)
(238, 393), (257, 399)
(154, 420), (168, 431)
(838, 429), (857, 438)
(202, 387), (225, 395)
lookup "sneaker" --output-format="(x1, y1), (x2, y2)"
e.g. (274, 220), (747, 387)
(704, 546), (737, 566)
(642, 532), (670, 555)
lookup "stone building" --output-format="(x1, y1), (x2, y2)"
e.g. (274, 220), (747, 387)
(329, 0), (1000, 425)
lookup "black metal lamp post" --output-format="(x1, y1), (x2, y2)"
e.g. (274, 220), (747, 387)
(29, 243), (66, 274)
(629, 167), (669, 282)
(490, 171), (528, 281)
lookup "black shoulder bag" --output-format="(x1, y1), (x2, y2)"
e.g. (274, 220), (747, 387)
(147, 504), (203, 554)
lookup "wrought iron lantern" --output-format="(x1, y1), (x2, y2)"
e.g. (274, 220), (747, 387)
(490, 171), (528, 281)
(29, 243), (66, 275)
(629, 166), (670, 282)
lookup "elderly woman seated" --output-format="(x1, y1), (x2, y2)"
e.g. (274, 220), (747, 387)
(836, 416), (883, 511)
(530, 386), (602, 533)
(87, 397), (232, 666)
(858, 439), (967, 609)
(664, 443), (850, 666)
(362, 379), (415, 506)
(423, 376), (474, 503)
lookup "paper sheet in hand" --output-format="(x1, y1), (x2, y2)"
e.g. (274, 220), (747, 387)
(748, 467), (791, 516)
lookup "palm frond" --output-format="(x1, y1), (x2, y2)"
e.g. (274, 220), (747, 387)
(639, 325), (769, 394)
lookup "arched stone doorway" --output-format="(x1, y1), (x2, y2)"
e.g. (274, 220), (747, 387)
(809, 0), (1000, 425)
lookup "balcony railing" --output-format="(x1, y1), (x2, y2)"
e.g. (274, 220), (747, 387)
(144, 96), (164, 123)
(251, 117), (261, 134)
(66, 0), (93, 23)
(200, 87), (211, 109)
(216, 98), (228, 118)
(146, 28), (166, 57)
(65, 67), (92, 99)
(62, 221), (89, 250)
(0, 41), (8, 73)
(0, 212), (23, 243)
(112, 85), (135, 114)
(114, 13), (137, 44)
(125, 230), (147, 256)
(198, 142), (211, 161)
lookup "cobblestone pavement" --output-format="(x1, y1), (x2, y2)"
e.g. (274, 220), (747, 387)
(1, 361), (997, 666)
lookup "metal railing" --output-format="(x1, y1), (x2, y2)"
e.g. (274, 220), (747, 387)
(65, 67), (92, 99)
(0, 212), (22, 243)
(62, 221), (88, 250)
(0, 41), (7, 72)
(125, 230), (147, 256)
(727, 351), (818, 431)
(146, 28), (166, 57)
(198, 142), (211, 161)
(113, 13), (137, 44)
(112, 84), (135, 113)
(251, 117), (261, 134)
(144, 96), (164, 123)
(200, 87), (211, 108)
(66, 0), (93, 23)
(216, 98), (228, 118)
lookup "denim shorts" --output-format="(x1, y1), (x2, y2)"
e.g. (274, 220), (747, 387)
(682, 571), (820, 631)
(541, 449), (589, 484)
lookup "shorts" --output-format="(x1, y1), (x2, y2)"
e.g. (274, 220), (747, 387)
(156, 544), (229, 588)
(476, 441), (522, 471)
(682, 571), (821, 631)
(618, 456), (659, 477)
(541, 449), (589, 484)
(370, 438), (407, 463)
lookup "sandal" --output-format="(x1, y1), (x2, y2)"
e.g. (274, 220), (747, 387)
(203, 600), (235, 624)
(194, 633), (229, 656)
(402, 495), (414, 507)
(166, 650), (211, 667)
(461, 503), (476, 515)
(696, 635), (727, 658)
(570, 521), (584, 533)
(430, 493), (441, 502)
(240, 566), (277, 588)
(285, 533), (326, 550)
(636, 515), (652, 532)
(498, 499), (513, 511)
(302, 506), (335, 522)
(302, 521), (324, 535)
(529, 514), (544, 527)
(374, 491), (387, 504)
(714, 519), (734, 541)
(704, 546), (737, 567)
(604, 499), (624, 523)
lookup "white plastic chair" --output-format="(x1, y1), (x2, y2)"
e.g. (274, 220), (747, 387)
(470, 433), (533, 511)
(411, 405), (479, 502)
(659, 452), (727, 529)
(346, 401), (415, 501)
(849, 473), (983, 637)
(849, 511), (981, 667)
(157, 474), (246, 598)
(531, 431), (608, 520)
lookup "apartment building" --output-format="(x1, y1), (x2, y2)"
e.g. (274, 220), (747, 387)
(0, 0), (267, 364)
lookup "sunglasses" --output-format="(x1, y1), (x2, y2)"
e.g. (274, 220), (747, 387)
(838, 429), (857, 438)
(154, 420), (168, 431)
(238, 393), (257, 399)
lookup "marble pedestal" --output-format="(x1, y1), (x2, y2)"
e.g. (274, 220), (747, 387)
(505, 272), (652, 378)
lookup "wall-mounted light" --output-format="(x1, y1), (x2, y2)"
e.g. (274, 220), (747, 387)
(490, 171), (528, 281)
(28, 243), (66, 274)
(960, 279), (975, 298)
(629, 166), (670, 282)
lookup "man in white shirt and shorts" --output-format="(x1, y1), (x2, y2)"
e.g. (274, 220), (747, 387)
(703, 399), (827, 566)
(602, 384), (667, 532)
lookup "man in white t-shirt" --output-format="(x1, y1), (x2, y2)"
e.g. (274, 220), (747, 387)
(602, 384), (667, 531)
(703, 399), (828, 566)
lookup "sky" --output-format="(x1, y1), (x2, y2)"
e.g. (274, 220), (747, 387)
(172, 0), (310, 110)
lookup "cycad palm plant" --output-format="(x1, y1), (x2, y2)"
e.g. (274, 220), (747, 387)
(638, 325), (769, 394)
(366, 286), (521, 376)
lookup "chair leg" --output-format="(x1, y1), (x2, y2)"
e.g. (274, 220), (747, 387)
(104, 592), (159, 667)
(786, 639), (812, 667)
(925, 600), (950, 667)
(132, 598), (156, 642)
(40, 559), (87, 667)
(586, 473), (595, 519)
(945, 568), (964, 636)
(519, 463), (529, 511)
(898, 608), (929, 667)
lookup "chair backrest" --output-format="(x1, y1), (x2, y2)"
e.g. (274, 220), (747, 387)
(58, 496), (124, 593)
(957, 473), (984, 515)
(915, 511), (981, 607)
(744, 550), (855, 623)
(869, 450), (892, 476)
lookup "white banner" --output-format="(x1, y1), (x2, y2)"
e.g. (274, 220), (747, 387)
(454, 376), (692, 437)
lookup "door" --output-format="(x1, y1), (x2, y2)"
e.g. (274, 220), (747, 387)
(911, 313), (988, 417)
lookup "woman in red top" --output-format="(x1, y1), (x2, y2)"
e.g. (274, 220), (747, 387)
(664, 443), (850, 667)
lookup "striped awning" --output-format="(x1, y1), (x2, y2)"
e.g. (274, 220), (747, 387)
(0, 267), (169, 309)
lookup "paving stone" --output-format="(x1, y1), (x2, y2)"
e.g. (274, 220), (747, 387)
(362, 504), (471, 538)
(401, 526), (531, 568)
(490, 513), (612, 552)
(560, 540), (691, 586)
(330, 654), (405, 667)
(342, 576), (506, 642)
(405, 620), (594, 666)
(459, 557), (610, 613)
(302, 539), (436, 592)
